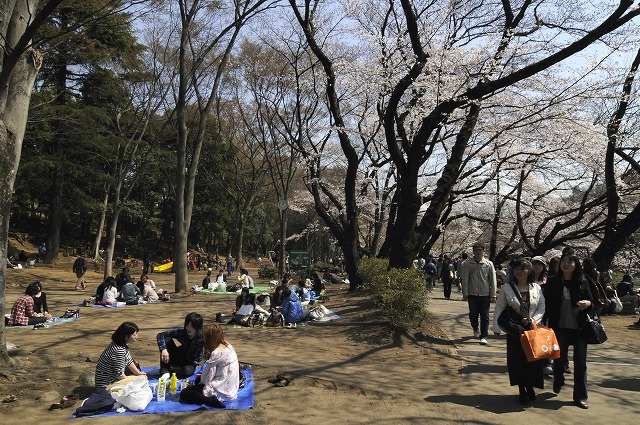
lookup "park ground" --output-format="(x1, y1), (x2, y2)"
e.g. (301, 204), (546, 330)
(1, 258), (639, 424)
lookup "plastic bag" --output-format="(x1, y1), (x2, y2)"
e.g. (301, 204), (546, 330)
(109, 375), (153, 411)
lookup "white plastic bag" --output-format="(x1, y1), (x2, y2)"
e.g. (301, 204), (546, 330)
(612, 290), (623, 313)
(109, 375), (153, 411)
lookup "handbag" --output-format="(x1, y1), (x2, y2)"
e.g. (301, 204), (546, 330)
(579, 312), (608, 344)
(498, 307), (525, 336)
(60, 309), (80, 319)
(520, 321), (561, 362)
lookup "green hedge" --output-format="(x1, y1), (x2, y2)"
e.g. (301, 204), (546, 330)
(358, 258), (428, 329)
(258, 263), (278, 278)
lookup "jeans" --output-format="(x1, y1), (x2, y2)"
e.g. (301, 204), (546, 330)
(467, 295), (490, 338)
(553, 328), (588, 401)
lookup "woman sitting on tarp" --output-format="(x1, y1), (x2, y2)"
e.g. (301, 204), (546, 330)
(271, 286), (285, 309)
(32, 281), (49, 317)
(6, 281), (52, 326)
(180, 324), (239, 407)
(231, 288), (268, 325)
(279, 288), (304, 324)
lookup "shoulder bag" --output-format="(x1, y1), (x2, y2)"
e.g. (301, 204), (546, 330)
(579, 310), (608, 344)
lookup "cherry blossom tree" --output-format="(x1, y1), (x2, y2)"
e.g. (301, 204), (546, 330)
(592, 46), (640, 270)
(285, 0), (640, 269)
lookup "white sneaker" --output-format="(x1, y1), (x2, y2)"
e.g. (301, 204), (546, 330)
(479, 338), (488, 345)
(473, 330), (480, 338)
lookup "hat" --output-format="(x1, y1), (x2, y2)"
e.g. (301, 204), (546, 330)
(531, 256), (548, 268)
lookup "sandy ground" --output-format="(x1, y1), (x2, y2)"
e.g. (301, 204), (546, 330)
(1, 259), (639, 424)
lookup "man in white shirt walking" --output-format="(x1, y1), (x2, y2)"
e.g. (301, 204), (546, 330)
(459, 243), (497, 345)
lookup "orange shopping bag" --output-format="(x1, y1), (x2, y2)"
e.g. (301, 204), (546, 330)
(520, 322), (561, 362)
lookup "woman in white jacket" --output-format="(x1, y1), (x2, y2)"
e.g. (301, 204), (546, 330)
(493, 258), (545, 406)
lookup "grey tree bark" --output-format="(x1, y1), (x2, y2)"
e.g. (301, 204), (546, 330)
(0, 0), (65, 365)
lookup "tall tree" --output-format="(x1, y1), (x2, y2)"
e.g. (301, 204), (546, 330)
(0, 0), (66, 365)
(287, 0), (640, 269)
(592, 46), (640, 269)
(33, 0), (143, 262)
(168, 0), (274, 292)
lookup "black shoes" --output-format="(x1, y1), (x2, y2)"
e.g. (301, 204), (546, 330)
(526, 387), (536, 401)
(518, 386), (534, 405)
(574, 399), (589, 409)
(553, 381), (562, 394)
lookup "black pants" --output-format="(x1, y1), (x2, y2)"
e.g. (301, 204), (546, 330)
(467, 295), (491, 338)
(554, 328), (588, 402)
(160, 339), (196, 379)
(179, 384), (225, 408)
(29, 316), (48, 325)
(442, 278), (453, 299)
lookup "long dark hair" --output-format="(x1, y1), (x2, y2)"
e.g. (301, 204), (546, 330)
(112, 322), (139, 346)
(560, 251), (584, 284)
(104, 276), (117, 290)
(25, 281), (41, 296)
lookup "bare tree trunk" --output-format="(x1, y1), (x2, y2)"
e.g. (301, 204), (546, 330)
(46, 165), (63, 262)
(592, 47), (640, 270)
(93, 189), (108, 261)
(0, 43), (45, 363)
(278, 211), (287, 278)
(234, 211), (245, 272)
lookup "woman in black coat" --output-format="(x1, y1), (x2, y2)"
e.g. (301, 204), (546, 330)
(542, 249), (594, 409)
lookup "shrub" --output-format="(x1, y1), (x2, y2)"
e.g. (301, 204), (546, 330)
(310, 261), (341, 274)
(358, 258), (428, 329)
(258, 263), (278, 278)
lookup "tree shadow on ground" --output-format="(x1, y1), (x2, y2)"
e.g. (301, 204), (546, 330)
(599, 377), (640, 392)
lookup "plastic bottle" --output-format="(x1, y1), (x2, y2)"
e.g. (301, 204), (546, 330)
(169, 372), (178, 394)
(157, 373), (169, 401)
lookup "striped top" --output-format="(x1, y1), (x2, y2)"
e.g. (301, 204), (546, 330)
(95, 342), (132, 389)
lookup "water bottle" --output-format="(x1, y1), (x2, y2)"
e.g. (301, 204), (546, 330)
(169, 372), (178, 394)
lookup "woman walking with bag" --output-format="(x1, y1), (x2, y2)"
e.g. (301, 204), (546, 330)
(543, 248), (594, 409)
(492, 258), (545, 405)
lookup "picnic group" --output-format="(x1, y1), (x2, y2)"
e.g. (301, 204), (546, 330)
(4, 254), (335, 415)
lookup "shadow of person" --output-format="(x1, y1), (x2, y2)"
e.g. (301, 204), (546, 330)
(599, 378), (640, 392)
(425, 392), (564, 414)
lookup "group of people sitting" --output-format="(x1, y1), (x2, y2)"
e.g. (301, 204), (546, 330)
(227, 272), (327, 327)
(94, 267), (164, 306)
(5, 281), (52, 326)
(96, 312), (240, 408)
(202, 269), (228, 292)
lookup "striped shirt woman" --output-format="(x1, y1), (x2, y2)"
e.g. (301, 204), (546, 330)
(94, 322), (146, 393)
